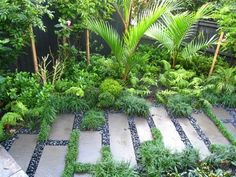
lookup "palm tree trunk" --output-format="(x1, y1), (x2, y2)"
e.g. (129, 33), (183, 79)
(30, 25), (38, 73)
(122, 65), (130, 81)
(85, 29), (90, 65)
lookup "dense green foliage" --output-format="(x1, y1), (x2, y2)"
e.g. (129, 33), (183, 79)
(80, 110), (105, 130)
(115, 94), (150, 117)
(0, 0), (52, 69)
(100, 79), (123, 97)
(140, 129), (199, 176)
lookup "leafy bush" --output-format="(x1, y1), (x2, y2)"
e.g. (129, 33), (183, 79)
(115, 94), (149, 117)
(98, 92), (115, 109)
(65, 87), (84, 97)
(100, 79), (123, 97)
(159, 68), (197, 90)
(84, 86), (100, 108)
(207, 67), (236, 94)
(80, 110), (105, 131)
(166, 94), (193, 117)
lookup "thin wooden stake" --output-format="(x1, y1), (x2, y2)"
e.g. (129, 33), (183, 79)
(30, 25), (39, 73)
(208, 32), (224, 77)
(85, 29), (90, 65)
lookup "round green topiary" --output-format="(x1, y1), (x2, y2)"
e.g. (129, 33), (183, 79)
(98, 92), (115, 108)
(100, 79), (123, 97)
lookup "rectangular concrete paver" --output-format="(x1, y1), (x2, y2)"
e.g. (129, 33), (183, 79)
(150, 106), (185, 152)
(9, 135), (37, 172)
(178, 118), (210, 159)
(34, 146), (67, 177)
(10, 170), (28, 177)
(212, 107), (232, 120)
(224, 123), (236, 137)
(192, 113), (229, 145)
(108, 113), (136, 166)
(0, 145), (24, 177)
(49, 114), (74, 140)
(78, 131), (102, 164)
(134, 117), (152, 143)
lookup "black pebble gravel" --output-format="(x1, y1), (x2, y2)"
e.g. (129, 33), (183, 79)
(128, 116), (141, 161)
(101, 111), (110, 146)
(165, 108), (193, 148)
(73, 112), (83, 129)
(26, 141), (46, 177)
(46, 140), (69, 146)
(0, 135), (17, 151)
(188, 115), (211, 148)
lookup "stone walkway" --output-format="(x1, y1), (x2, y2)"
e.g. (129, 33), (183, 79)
(1, 106), (236, 177)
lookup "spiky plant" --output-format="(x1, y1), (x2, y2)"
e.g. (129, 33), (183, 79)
(145, 3), (215, 68)
(86, 0), (173, 80)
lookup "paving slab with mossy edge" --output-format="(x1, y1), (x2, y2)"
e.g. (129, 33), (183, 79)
(108, 113), (136, 166)
(178, 118), (210, 159)
(49, 114), (75, 140)
(212, 107), (232, 120)
(192, 113), (229, 145)
(150, 106), (185, 152)
(78, 131), (102, 164)
(34, 146), (67, 177)
(134, 117), (152, 143)
(9, 135), (37, 172)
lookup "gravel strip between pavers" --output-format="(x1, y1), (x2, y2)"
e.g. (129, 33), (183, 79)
(128, 116), (141, 161)
(188, 116), (211, 148)
(26, 141), (46, 177)
(101, 111), (110, 146)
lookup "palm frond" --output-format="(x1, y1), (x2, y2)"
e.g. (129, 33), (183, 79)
(124, 0), (173, 56)
(181, 34), (216, 59)
(86, 19), (124, 60)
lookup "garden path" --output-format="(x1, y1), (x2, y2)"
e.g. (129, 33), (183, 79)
(1, 106), (236, 177)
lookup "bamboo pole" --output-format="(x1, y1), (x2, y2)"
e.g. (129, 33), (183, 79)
(85, 29), (90, 65)
(208, 32), (224, 77)
(30, 25), (39, 73)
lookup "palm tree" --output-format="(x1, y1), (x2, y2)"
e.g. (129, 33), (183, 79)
(86, 0), (173, 80)
(145, 3), (216, 68)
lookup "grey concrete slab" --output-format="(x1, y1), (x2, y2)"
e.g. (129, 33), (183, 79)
(74, 174), (92, 177)
(78, 131), (102, 164)
(0, 145), (24, 177)
(34, 146), (67, 177)
(212, 107), (232, 120)
(134, 117), (152, 143)
(10, 170), (28, 177)
(49, 114), (74, 140)
(9, 135), (37, 172)
(192, 113), (229, 145)
(150, 106), (185, 152)
(224, 123), (236, 137)
(108, 113), (136, 166)
(178, 118), (210, 159)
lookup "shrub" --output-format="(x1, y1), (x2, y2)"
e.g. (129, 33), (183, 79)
(80, 110), (105, 131)
(98, 92), (115, 108)
(100, 79), (123, 97)
(166, 94), (193, 117)
(65, 87), (84, 97)
(84, 86), (100, 108)
(115, 94), (149, 117)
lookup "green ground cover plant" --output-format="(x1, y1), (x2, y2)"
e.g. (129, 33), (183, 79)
(80, 110), (105, 131)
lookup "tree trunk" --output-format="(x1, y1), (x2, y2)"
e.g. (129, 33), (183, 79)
(85, 29), (90, 65)
(30, 25), (38, 73)
(122, 65), (130, 81)
(208, 32), (224, 77)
